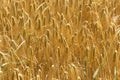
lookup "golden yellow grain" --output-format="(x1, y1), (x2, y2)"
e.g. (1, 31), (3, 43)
(0, 0), (120, 80)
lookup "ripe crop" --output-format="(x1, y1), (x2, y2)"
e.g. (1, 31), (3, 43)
(0, 0), (120, 80)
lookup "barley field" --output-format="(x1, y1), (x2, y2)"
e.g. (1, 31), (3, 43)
(0, 0), (120, 80)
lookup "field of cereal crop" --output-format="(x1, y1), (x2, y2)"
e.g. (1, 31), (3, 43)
(0, 0), (120, 80)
